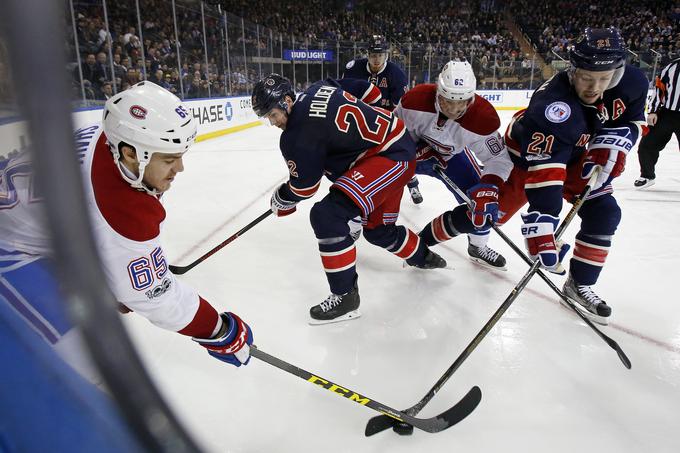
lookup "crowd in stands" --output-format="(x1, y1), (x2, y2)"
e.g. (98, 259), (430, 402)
(65, 0), (678, 102)
(512, 0), (680, 68)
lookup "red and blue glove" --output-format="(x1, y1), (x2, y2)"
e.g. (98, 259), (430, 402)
(467, 183), (499, 229)
(520, 211), (570, 275)
(271, 184), (298, 217)
(581, 127), (634, 190)
(193, 312), (253, 367)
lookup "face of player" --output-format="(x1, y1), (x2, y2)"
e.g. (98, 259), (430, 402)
(143, 152), (185, 192)
(368, 52), (387, 72)
(121, 146), (185, 193)
(437, 95), (472, 120)
(572, 68), (615, 104)
(263, 96), (293, 130)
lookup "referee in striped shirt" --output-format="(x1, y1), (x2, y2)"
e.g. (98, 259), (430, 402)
(634, 57), (680, 189)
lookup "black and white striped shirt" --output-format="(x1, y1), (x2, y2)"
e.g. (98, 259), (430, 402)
(650, 58), (680, 113)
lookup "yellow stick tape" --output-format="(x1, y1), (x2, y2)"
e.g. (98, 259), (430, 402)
(195, 120), (262, 142)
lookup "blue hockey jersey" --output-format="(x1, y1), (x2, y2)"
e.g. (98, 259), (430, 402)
(342, 58), (408, 110)
(278, 78), (415, 202)
(505, 65), (648, 215)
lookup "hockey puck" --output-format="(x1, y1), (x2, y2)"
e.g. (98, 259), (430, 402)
(392, 422), (414, 436)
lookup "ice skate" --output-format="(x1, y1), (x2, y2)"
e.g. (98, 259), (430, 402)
(562, 274), (611, 325)
(406, 249), (447, 269)
(309, 283), (361, 325)
(467, 243), (507, 271)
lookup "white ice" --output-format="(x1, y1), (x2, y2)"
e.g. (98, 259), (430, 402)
(123, 111), (680, 453)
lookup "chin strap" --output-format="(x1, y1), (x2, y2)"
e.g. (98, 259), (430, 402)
(112, 147), (159, 196)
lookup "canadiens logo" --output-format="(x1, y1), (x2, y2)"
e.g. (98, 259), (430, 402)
(129, 105), (147, 119)
(545, 102), (571, 123)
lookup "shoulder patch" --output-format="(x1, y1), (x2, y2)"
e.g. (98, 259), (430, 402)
(345, 60), (355, 70)
(545, 102), (571, 123)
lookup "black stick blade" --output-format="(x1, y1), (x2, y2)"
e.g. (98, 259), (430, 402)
(365, 386), (482, 436)
(365, 412), (395, 437)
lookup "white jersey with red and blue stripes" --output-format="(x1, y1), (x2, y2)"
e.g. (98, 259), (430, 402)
(394, 84), (512, 183)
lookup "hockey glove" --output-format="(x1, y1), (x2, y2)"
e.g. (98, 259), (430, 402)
(467, 183), (499, 229)
(415, 142), (448, 168)
(581, 127), (634, 190)
(193, 312), (253, 367)
(521, 211), (570, 275)
(271, 184), (298, 217)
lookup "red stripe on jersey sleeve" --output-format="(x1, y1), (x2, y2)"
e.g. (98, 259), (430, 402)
(177, 296), (220, 338)
(289, 180), (321, 199)
(362, 84), (382, 105)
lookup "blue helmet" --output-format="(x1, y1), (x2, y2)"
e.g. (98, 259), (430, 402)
(368, 34), (389, 53)
(569, 27), (626, 71)
(251, 74), (295, 117)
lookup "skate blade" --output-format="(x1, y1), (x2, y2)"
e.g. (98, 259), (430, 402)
(559, 297), (609, 326)
(308, 309), (361, 326)
(468, 256), (508, 271)
(401, 262), (452, 270)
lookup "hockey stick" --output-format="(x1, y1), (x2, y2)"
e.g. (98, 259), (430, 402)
(434, 166), (631, 369)
(365, 168), (603, 437)
(169, 210), (273, 275)
(249, 345), (482, 433)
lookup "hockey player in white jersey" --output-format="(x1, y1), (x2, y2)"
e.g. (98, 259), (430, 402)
(395, 61), (513, 269)
(0, 82), (253, 378)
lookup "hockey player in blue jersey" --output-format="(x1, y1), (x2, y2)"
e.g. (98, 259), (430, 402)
(251, 74), (446, 325)
(342, 34), (424, 204)
(419, 28), (648, 324)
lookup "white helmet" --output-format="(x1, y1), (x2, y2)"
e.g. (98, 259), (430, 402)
(103, 81), (197, 194)
(437, 61), (476, 101)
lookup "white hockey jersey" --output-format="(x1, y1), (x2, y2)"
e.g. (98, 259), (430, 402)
(1, 124), (220, 336)
(394, 84), (512, 183)
(0, 150), (50, 256)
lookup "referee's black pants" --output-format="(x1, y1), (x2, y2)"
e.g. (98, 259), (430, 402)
(637, 108), (680, 179)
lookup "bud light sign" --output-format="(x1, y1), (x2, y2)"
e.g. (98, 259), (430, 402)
(284, 50), (334, 61)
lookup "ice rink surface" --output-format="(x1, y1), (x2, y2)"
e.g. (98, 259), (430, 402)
(123, 111), (680, 453)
